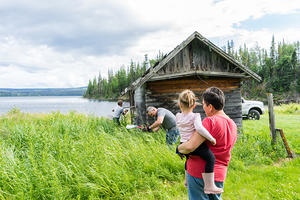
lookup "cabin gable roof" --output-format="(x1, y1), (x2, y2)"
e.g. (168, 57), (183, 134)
(122, 31), (261, 95)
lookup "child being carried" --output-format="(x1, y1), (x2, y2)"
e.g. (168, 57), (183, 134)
(176, 89), (223, 194)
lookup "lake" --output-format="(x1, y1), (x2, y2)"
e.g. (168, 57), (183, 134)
(0, 96), (129, 118)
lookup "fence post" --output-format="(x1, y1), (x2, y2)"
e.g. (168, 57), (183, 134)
(276, 128), (294, 158)
(267, 93), (277, 144)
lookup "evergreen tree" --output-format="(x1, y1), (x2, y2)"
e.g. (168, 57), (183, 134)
(84, 80), (93, 97)
(129, 60), (136, 84)
(98, 72), (102, 95)
(92, 77), (98, 96)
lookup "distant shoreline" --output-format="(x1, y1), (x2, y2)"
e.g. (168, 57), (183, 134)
(83, 96), (129, 102)
(0, 87), (87, 97)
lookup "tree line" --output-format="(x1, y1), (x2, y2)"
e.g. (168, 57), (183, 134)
(84, 37), (299, 102)
(84, 52), (164, 100)
(225, 36), (299, 102)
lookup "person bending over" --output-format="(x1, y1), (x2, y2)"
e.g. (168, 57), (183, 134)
(146, 106), (179, 145)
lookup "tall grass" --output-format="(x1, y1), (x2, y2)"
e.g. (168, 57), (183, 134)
(0, 109), (185, 199)
(0, 107), (299, 199)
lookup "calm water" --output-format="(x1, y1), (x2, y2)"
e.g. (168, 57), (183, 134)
(0, 96), (129, 118)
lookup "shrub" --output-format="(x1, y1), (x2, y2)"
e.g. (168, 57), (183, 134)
(274, 103), (300, 114)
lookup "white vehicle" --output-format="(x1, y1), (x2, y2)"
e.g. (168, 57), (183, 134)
(241, 98), (265, 120)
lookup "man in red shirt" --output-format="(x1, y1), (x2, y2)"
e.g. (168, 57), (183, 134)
(178, 87), (237, 200)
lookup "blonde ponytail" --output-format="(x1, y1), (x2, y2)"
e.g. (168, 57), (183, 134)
(179, 89), (196, 108)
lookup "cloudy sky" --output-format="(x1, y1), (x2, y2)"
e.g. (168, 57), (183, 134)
(0, 0), (299, 88)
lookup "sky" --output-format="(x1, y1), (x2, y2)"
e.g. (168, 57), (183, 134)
(0, 0), (299, 88)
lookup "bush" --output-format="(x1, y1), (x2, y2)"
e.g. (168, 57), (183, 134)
(274, 103), (300, 114)
(232, 131), (286, 165)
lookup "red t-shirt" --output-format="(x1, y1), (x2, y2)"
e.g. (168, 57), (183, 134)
(186, 115), (237, 182)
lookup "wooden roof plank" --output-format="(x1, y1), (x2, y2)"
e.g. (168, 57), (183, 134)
(149, 71), (247, 81)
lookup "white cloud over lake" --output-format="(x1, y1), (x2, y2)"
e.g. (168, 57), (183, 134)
(0, 0), (299, 88)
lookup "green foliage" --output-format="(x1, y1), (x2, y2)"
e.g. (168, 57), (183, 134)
(232, 130), (286, 165)
(274, 103), (300, 114)
(84, 80), (93, 98)
(228, 37), (300, 101)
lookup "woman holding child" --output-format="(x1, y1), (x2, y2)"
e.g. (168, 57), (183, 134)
(177, 87), (237, 200)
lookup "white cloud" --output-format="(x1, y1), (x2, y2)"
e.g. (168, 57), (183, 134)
(0, 36), (138, 88)
(231, 28), (300, 50)
(0, 0), (299, 88)
(125, 0), (300, 55)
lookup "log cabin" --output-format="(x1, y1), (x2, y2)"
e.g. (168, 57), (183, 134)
(122, 31), (261, 128)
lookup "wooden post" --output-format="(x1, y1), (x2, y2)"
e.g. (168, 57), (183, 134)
(129, 90), (135, 124)
(276, 128), (294, 158)
(267, 93), (277, 144)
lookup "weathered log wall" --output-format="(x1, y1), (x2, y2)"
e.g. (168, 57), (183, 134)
(145, 76), (242, 128)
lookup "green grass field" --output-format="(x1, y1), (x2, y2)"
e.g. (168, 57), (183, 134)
(0, 105), (299, 200)
(225, 113), (300, 200)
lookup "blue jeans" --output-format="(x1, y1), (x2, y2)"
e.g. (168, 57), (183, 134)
(187, 172), (224, 200)
(113, 117), (120, 125)
(166, 128), (179, 145)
